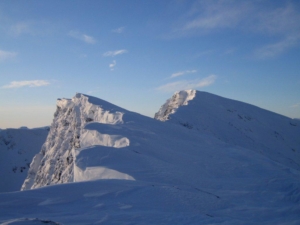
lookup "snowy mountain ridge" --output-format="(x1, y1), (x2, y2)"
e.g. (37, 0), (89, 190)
(22, 90), (300, 191)
(1, 90), (299, 224)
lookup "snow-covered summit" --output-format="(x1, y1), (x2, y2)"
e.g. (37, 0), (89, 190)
(155, 90), (300, 171)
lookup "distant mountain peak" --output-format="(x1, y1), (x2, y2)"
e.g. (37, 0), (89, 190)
(155, 90), (300, 171)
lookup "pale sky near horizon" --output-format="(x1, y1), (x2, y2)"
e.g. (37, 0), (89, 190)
(1, 0), (300, 129)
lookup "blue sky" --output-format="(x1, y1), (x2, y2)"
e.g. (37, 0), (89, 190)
(1, 0), (300, 128)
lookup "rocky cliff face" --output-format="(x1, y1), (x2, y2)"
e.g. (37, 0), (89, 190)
(22, 93), (127, 190)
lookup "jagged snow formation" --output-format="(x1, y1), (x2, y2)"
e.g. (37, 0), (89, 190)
(154, 89), (196, 121)
(22, 93), (131, 190)
(155, 90), (300, 171)
(0, 127), (49, 193)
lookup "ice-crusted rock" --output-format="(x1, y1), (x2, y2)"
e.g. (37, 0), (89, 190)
(155, 90), (300, 171)
(154, 90), (196, 121)
(21, 93), (130, 190)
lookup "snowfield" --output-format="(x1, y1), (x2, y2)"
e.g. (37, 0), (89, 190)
(0, 90), (300, 224)
(0, 127), (49, 193)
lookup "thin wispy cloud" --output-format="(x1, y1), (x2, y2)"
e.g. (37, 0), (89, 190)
(195, 49), (214, 58)
(109, 60), (116, 71)
(170, 70), (197, 78)
(8, 20), (57, 37)
(170, 1), (300, 58)
(103, 49), (128, 57)
(157, 75), (216, 92)
(253, 4), (300, 36)
(171, 0), (250, 37)
(291, 103), (300, 108)
(2, 80), (50, 89)
(79, 54), (87, 58)
(10, 22), (31, 36)
(176, 1), (299, 36)
(255, 35), (300, 59)
(184, 3), (247, 31)
(222, 48), (236, 56)
(0, 50), (18, 61)
(68, 30), (96, 44)
(112, 27), (125, 33)
(253, 3), (300, 59)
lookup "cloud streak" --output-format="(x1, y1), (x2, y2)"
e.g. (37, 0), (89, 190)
(109, 60), (116, 71)
(103, 49), (128, 57)
(112, 27), (125, 33)
(255, 35), (300, 59)
(171, 0), (250, 37)
(176, 1), (299, 36)
(10, 22), (31, 36)
(170, 70), (197, 78)
(183, 3), (247, 31)
(157, 75), (216, 92)
(68, 31), (96, 44)
(0, 50), (18, 61)
(170, 1), (300, 58)
(2, 80), (50, 89)
(291, 103), (300, 108)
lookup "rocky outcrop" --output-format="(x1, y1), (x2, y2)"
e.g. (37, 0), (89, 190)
(154, 90), (196, 121)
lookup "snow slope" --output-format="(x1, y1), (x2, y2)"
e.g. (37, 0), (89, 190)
(155, 90), (300, 171)
(0, 127), (49, 193)
(0, 92), (299, 224)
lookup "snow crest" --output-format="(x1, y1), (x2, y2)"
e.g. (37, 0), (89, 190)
(21, 93), (130, 190)
(154, 90), (196, 121)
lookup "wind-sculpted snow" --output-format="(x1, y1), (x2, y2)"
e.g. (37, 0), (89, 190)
(155, 90), (300, 171)
(22, 93), (132, 190)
